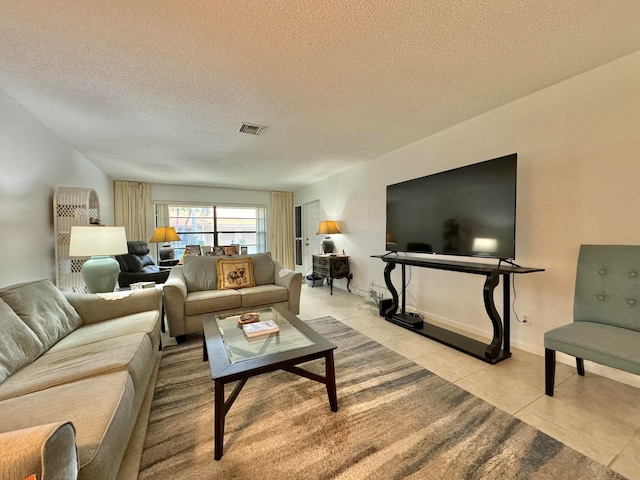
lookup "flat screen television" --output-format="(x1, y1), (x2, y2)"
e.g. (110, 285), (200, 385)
(385, 153), (517, 260)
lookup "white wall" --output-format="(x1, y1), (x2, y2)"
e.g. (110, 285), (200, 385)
(295, 50), (640, 386)
(0, 90), (113, 287)
(3, 48), (638, 385)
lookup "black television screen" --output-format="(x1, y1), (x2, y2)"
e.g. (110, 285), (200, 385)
(385, 153), (517, 260)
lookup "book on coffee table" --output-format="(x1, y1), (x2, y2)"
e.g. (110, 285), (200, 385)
(130, 281), (156, 290)
(242, 320), (279, 338)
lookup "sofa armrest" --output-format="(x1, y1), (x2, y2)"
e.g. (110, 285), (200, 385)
(0, 422), (78, 480)
(64, 288), (162, 325)
(273, 260), (302, 315)
(163, 266), (188, 337)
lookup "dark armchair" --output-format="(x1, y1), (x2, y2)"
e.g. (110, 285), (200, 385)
(116, 241), (170, 288)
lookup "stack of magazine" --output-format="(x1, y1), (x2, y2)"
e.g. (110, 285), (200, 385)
(241, 320), (280, 338)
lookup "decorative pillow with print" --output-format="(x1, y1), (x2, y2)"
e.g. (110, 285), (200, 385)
(216, 257), (255, 290)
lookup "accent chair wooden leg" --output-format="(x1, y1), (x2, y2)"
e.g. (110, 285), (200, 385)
(576, 357), (585, 376)
(545, 348), (556, 397)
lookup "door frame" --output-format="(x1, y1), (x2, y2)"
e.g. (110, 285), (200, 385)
(301, 200), (322, 275)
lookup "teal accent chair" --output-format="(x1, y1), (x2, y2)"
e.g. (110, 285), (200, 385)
(544, 245), (640, 396)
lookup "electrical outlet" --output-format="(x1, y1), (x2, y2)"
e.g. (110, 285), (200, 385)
(522, 314), (531, 325)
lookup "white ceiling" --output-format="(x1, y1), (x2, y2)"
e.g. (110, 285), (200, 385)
(1, 1), (640, 191)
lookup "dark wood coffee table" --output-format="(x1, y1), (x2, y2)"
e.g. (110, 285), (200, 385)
(202, 306), (338, 460)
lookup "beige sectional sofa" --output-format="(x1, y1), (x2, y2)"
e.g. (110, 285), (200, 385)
(164, 252), (302, 341)
(0, 279), (162, 480)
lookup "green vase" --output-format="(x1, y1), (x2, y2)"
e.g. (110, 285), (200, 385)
(81, 256), (120, 293)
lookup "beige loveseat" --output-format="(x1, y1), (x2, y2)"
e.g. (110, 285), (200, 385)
(164, 252), (302, 341)
(0, 279), (162, 480)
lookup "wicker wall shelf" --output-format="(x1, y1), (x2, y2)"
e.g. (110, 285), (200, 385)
(53, 187), (100, 292)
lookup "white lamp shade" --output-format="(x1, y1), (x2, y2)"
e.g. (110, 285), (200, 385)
(69, 226), (128, 257)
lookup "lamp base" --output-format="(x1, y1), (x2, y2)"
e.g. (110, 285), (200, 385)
(159, 243), (175, 260)
(81, 256), (120, 293)
(321, 237), (335, 254)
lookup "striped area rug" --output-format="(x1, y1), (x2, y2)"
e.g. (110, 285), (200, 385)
(139, 317), (623, 479)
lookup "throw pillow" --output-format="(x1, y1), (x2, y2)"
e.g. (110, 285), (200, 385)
(216, 257), (255, 290)
(0, 279), (83, 351)
(0, 299), (45, 383)
(250, 252), (275, 285)
(183, 256), (219, 292)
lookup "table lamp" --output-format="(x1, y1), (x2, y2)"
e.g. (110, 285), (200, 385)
(149, 226), (182, 260)
(316, 220), (341, 254)
(69, 226), (128, 293)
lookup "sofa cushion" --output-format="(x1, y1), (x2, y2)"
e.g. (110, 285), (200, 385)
(182, 253), (276, 291)
(250, 252), (275, 286)
(183, 256), (219, 292)
(0, 280), (82, 351)
(544, 321), (640, 375)
(0, 371), (137, 480)
(216, 257), (255, 290)
(0, 299), (45, 384)
(185, 290), (242, 316)
(118, 253), (143, 272)
(47, 310), (161, 354)
(127, 240), (151, 256)
(239, 285), (289, 309)
(0, 332), (152, 401)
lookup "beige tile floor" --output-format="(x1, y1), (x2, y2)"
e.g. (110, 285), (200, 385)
(298, 284), (640, 479)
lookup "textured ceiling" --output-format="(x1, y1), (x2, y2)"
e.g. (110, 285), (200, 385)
(1, 1), (640, 191)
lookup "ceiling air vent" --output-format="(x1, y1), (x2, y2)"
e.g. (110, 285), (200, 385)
(239, 123), (268, 135)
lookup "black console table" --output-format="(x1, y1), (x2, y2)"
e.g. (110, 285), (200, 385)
(373, 254), (544, 364)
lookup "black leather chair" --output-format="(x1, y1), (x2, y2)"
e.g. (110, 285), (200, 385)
(116, 241), (170, 288)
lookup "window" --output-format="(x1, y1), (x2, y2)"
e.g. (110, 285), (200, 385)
(156, 204), (266, 257)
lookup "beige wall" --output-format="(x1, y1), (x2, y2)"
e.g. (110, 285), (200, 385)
(295, 50), (640, 386)
(0, 90), (113, 287)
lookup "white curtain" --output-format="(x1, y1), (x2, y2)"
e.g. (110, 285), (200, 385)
(156, 203), (170, 227)
(113, 181), (153, 242)
(257, 206), (267, 253)
(269, 191), (294, 269)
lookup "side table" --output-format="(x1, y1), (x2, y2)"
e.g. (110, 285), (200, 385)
(312, 254), (352, 295)
(159, 259), (179, 268)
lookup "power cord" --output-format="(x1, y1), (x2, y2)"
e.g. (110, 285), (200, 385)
(511, 272), (524, 323)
